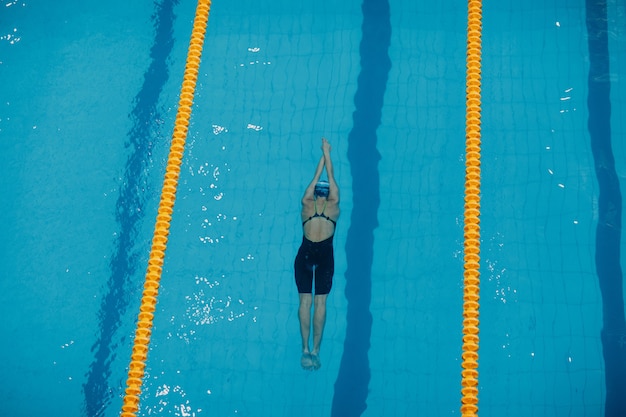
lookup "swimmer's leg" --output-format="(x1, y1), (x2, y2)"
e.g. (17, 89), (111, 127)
(298, 293), (314, 369)
(311, 294), (328, 370)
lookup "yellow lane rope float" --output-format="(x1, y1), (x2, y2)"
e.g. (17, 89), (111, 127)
(461, 0), (482, 416)
(120, 1), (212, 415)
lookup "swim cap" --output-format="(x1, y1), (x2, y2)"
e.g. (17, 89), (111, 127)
(314, 180), (330, 198)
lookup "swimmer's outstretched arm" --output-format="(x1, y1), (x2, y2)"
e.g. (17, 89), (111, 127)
(322, 138), (339, 203)
(302, 155), (325, 203)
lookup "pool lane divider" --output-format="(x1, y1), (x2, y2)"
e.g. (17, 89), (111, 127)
(461, 0), (482, 416)
(120, 1), (212, 415)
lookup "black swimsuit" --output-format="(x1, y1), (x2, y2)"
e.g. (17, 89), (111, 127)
(302, 201), (337, 228)
(294, 201), (336, 295)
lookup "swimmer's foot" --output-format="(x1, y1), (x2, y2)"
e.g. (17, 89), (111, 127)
(301, 353), (314, 370)
(310, 353), (321, 370)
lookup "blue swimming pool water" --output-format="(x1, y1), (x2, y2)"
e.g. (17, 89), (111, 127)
(1, 0), (625, 416)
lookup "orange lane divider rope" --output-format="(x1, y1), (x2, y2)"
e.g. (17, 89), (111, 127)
(461, 0), (482, 416)
(120, 1), (212, 416)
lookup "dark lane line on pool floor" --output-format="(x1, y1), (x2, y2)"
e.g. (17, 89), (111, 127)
(586, 1), (626, 416)
(331, 0), (391, 415)
(83, 1), (179, 415)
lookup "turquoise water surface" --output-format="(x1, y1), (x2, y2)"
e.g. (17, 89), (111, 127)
(1, 1), (625, 416)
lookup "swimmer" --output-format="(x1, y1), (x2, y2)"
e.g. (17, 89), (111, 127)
(294, 138), (340, 370)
